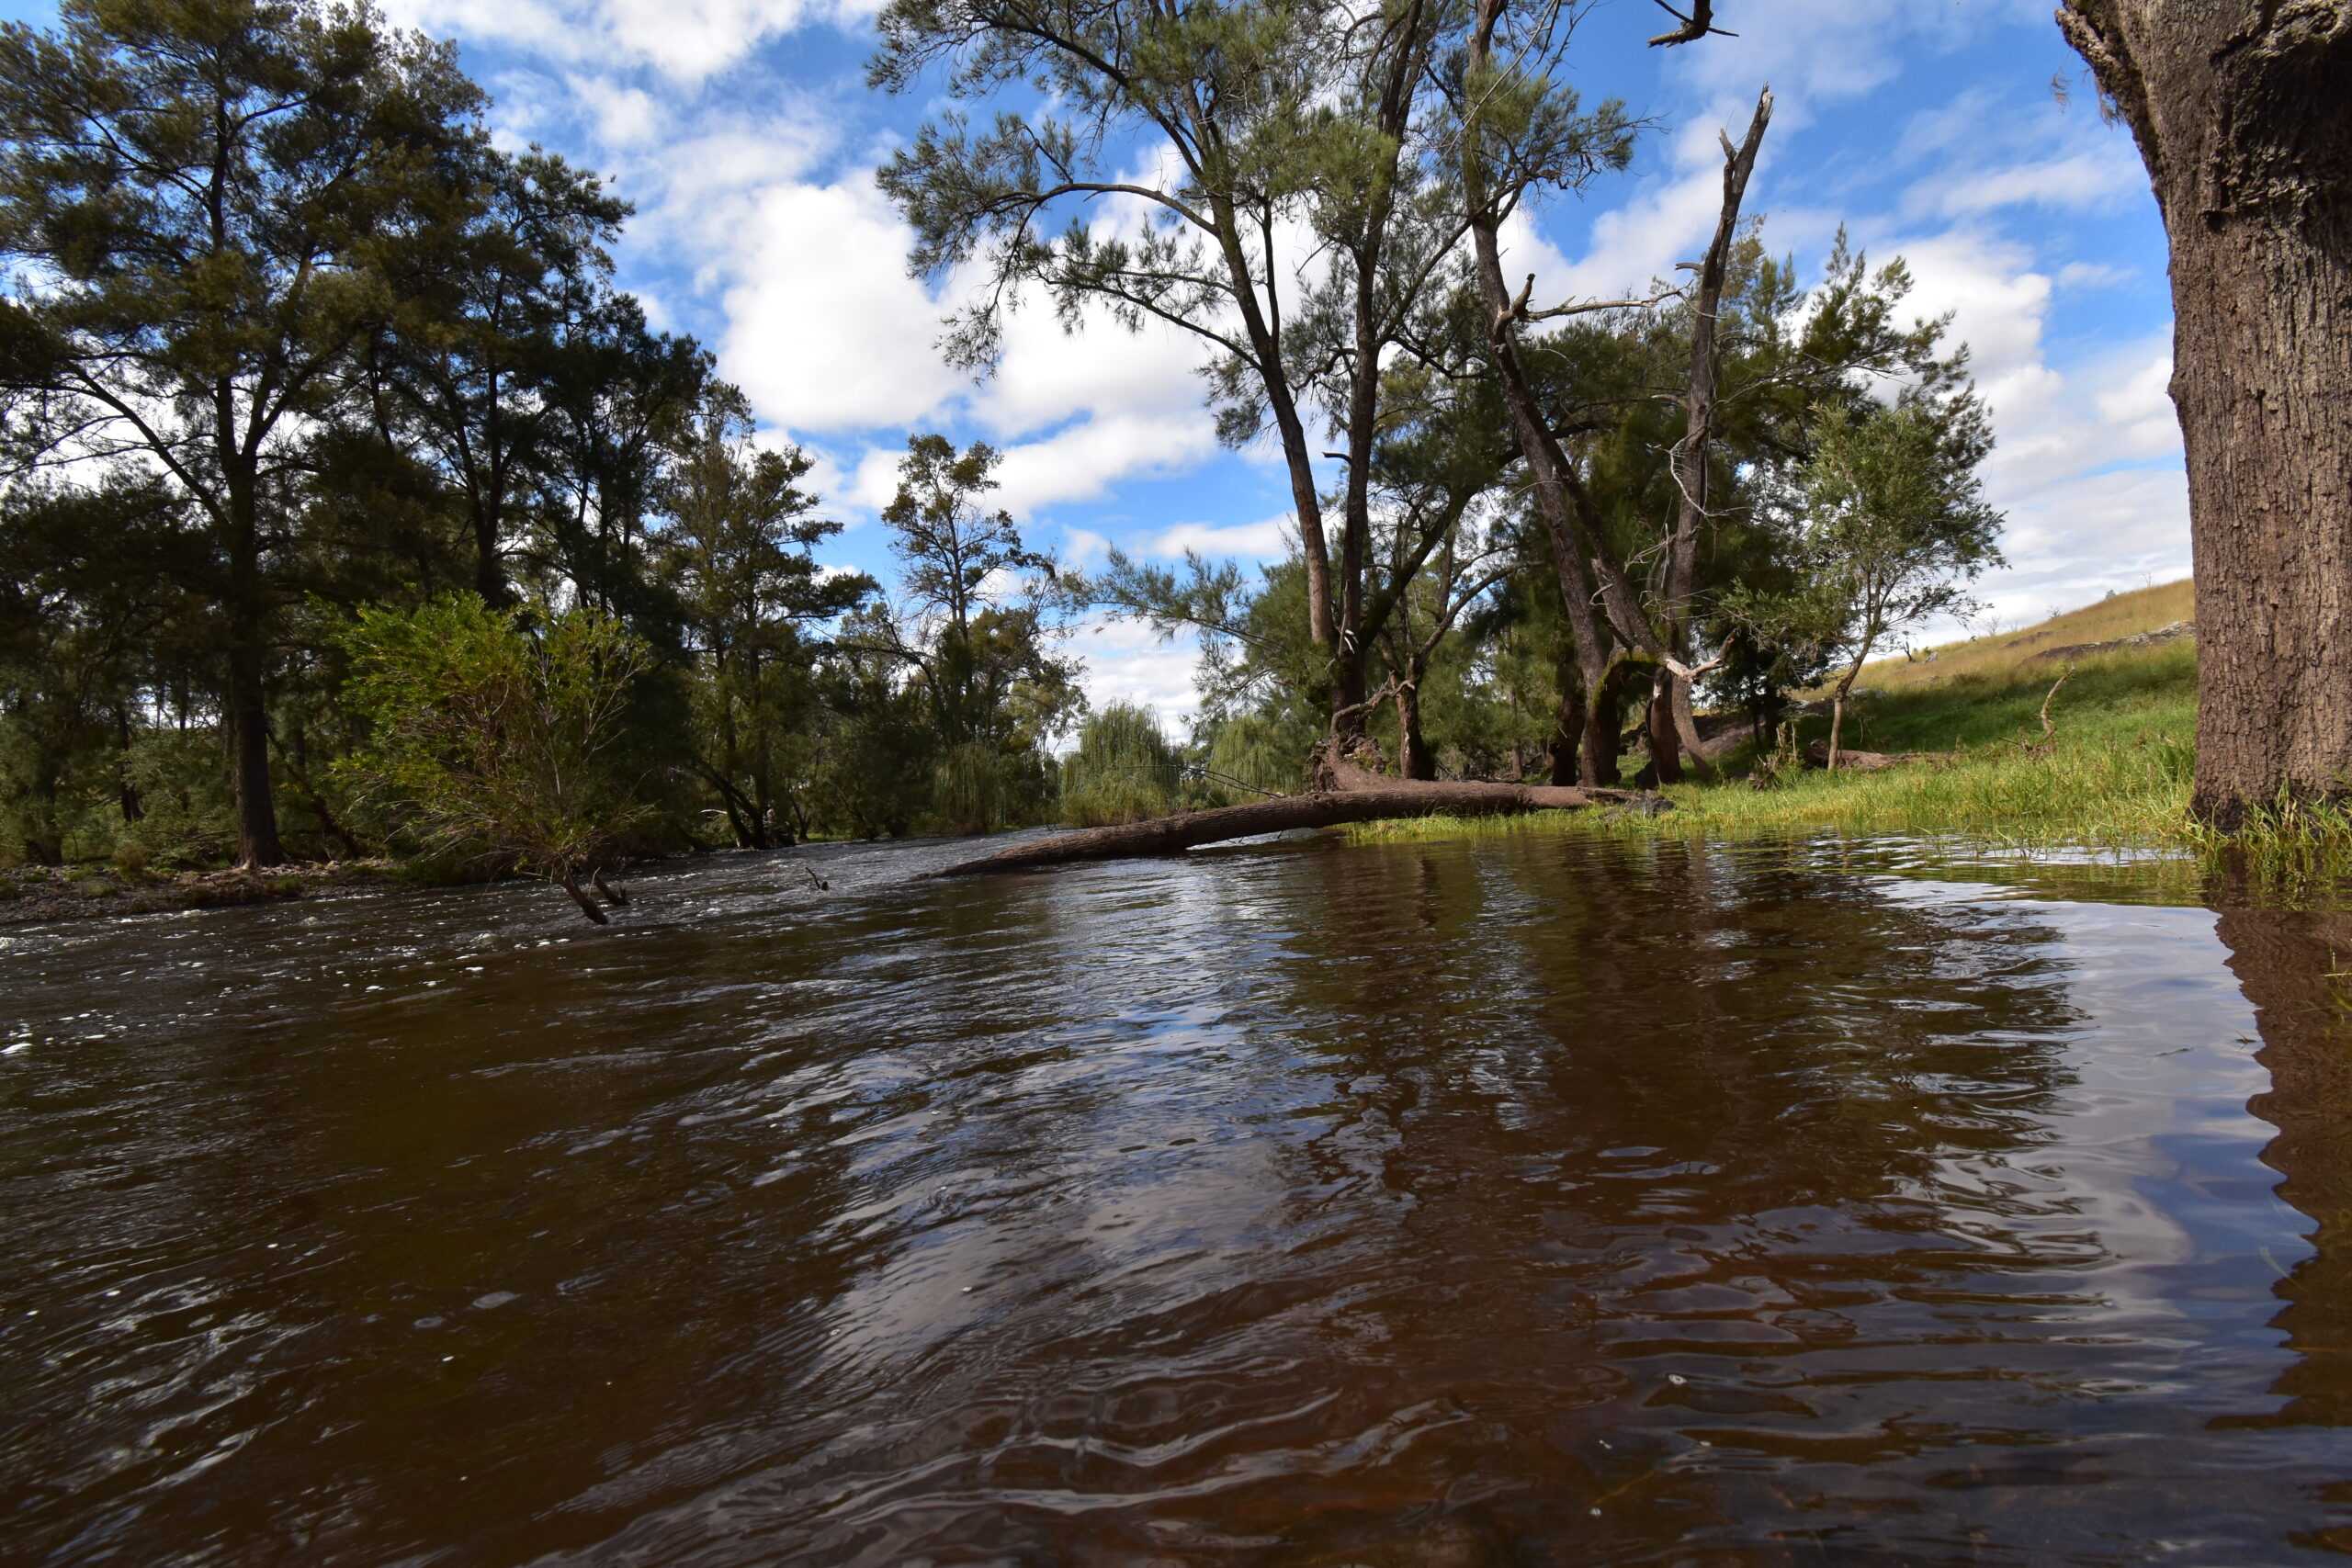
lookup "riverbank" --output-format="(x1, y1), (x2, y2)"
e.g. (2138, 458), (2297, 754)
(0, 859), (406, 928)
(1351, 628), (2352, 895)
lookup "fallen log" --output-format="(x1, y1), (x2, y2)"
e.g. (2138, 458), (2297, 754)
(932, 746), (1657, 877)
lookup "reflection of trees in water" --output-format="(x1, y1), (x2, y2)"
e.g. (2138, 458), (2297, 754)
(2214, 905), (2352, 1440)
(1204, 836), (2097, 1557)
(1273, 835), (2083, 1224)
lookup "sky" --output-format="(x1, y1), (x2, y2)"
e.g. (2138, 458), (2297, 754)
(3, 0), (2187, 728)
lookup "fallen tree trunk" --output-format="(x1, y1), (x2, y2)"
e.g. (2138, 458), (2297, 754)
(932, 749), (1655, 877)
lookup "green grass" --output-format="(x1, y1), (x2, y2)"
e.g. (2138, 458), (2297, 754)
(1357, 642), (2199, 850)
(1347, 636), (2352, 900)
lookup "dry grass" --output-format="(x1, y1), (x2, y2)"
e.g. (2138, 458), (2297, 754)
(1839, 579), (2193, 694)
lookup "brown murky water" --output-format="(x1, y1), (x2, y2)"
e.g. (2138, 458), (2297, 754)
(6, 832), (2352, 1564)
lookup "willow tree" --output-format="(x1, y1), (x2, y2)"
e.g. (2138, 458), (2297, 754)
(870, 0), (1506, 736)
(0, 0), (483, 866)
(2054, 4), (2352, 828)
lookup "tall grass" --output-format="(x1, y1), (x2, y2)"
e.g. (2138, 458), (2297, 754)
(1060, 704), (1186, 827)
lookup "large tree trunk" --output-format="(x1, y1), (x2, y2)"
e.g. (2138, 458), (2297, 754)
(1548, 673), (1586, 786)
(114, 705), (143, 825)
(2058, 4), (2352, 829)
(1645, 683), (1684, 785)
(932, 746), (1651, 876)
(1395, 662), (1436, 781)
(226, 636), (286, 868)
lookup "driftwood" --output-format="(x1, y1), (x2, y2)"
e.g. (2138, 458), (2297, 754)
(931, 744), (1656, 877)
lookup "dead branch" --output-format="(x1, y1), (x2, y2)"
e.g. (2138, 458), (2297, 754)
(2040, 667), (2071, 740)
(1647, 0), (1736, 47)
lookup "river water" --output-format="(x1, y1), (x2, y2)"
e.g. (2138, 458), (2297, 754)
(5, 832), (2352, 1564)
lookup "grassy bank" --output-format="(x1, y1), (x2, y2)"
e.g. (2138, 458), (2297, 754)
(1347, 583), (2349, 893)
(1354, 640), (2199, 852)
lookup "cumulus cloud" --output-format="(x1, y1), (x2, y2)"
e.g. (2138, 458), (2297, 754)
(1150, 514), (1295, 562)
(1069, 616), (1205, 728)
(379, 0), (877, 84)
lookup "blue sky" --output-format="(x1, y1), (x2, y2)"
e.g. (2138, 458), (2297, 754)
(5, 0), (2188, 722)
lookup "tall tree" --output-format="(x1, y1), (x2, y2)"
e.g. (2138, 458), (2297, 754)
(372, 143), (628, 608)
(0, 0), (482, 865)
(2055, 3), (2352, 828)
(661, 383), (873, 849)
(871, 0), (1479, 735)
(1729, 401), (2004, 771)
(877, 434), (1078, 756)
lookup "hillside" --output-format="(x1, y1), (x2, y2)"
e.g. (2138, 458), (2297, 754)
(1842, 579), (2194, 694)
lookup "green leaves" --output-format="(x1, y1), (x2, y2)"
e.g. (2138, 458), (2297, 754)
(334, 594), (657, 878)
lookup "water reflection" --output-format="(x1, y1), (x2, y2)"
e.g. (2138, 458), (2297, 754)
(1, 835), (2350, 1562)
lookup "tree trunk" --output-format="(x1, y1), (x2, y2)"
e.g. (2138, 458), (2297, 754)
(1827, 694), (1846, 773)
(1645, 682), (1683, 786)
(592, 867), (628, 907)
(226, 637), (287, 868)
(115, 706), (143, 825)
(931, 747), (1652, 876)
(2057, 4), (2352, 829)
(1395, 665), (1435, 781)
(1548, 676), (1585, 786)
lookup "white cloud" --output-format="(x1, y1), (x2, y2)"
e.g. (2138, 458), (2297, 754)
(1905, 145), (2144, 220)
(1149, 514), (1295, 562)
(570, 75), (661, 147)
(714, 179), (964, 433)
(379, 0), (877, 84)
(2056, 260), (2134, 290)
(1069, 616), (1204, 728)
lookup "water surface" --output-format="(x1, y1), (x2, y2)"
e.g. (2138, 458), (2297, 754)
(5, 832), (2351, 1563)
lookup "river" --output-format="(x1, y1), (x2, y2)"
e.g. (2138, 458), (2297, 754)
(5, 831), (2350, 1563)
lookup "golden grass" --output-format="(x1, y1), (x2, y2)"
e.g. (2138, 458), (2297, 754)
(1838, 578), (2193, 694)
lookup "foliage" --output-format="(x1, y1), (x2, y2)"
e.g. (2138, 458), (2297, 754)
(334, 595), (657, 901)
(1061, 704), (1187, 826)
(1726, 400), (2006, 730)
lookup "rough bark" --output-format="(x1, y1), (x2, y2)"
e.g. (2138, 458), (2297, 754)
(1548, 673), (1586, 786)
(2057, 3), (2352, 828)
(1645, 684), (1684, 786)
(225, 636), (286, 868)
(931, 747), (1653, 877)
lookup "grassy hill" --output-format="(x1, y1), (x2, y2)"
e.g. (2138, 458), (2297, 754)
(1838, 578), (2194, 694)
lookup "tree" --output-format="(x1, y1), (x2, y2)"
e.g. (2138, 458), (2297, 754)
(0, 0), (483, 866)
(1735, 402), (2004, 771)
(2054, 4), (2352, 829)
(370, 144), (628, 608)
(661, 383), (873, 849)
(336, 595), (656, 922)
(871, 0), (1497, 735)
(871, 435), (1080, 830)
